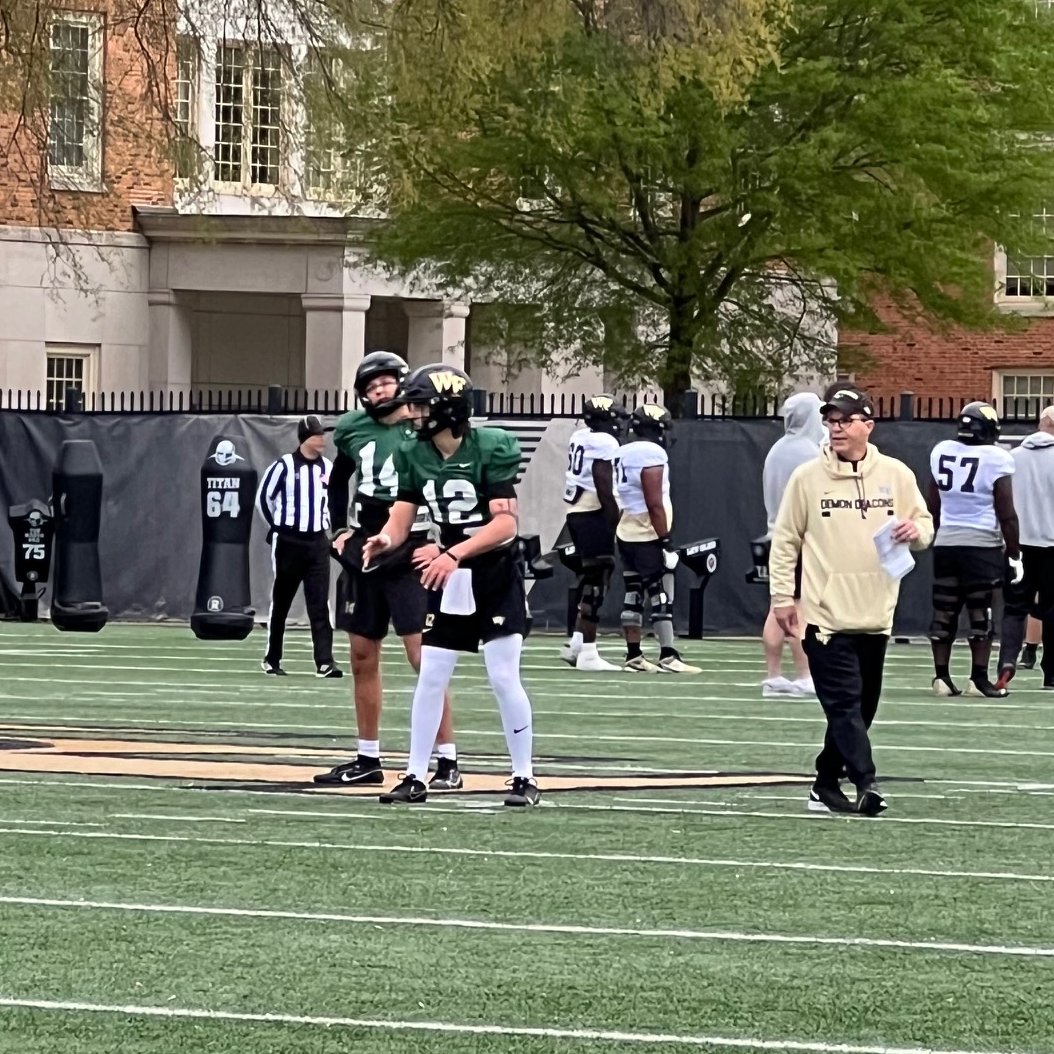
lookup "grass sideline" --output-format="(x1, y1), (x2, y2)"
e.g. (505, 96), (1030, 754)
(0, 622), (1051, 1054)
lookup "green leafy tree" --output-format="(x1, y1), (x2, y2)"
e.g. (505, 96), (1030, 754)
(330, 0), (1054, 405)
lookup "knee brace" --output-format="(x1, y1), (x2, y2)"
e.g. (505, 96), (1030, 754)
(965, 584), (995, 640)
(621, 573), (644, 627)
(646, 575), (673, 626)
(928, 577), (963, 642)
(578, 559), (613, 623)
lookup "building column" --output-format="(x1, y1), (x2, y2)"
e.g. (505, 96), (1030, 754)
(403, 300), (469, 371)
(147, 289), (192, 393)
(301, 293), (371, 395)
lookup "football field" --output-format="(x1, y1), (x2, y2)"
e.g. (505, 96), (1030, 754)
(0, 622), (1051, 1054)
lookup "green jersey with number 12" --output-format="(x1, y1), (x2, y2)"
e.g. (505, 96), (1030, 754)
(332, 409), (418, 535)
(395, 426), (521, 548)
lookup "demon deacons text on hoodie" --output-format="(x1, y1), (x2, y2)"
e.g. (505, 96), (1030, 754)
(769, 444), (934, 637)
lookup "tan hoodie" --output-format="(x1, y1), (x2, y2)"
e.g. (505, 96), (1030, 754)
(769, 443), (933, 636)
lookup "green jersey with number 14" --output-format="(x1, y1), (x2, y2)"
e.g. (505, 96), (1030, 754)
(332, 409), (416, 534)
(395, 426), (521, 548)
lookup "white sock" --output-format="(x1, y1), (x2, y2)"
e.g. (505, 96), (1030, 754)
(357, 739), (380, 759)
(436, 742), (457, 761)
(569, 631), (584, 651)
(406, 646), (460, 779)
(483, 634), (534, 779)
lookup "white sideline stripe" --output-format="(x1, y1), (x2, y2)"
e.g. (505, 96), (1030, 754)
(111, 814), (246, 825)
(0, 997), (1031, 1054)
(1, 894), (1050, 959)
(0, 826), (1051, 886)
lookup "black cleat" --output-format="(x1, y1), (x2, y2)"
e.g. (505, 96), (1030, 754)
(379, 774), (427, 804)
(313, 756), (384, 786)
(1019, 644), (1039, 670)
(994, 664), (1016, 692)
(316, 664), (344, 679)
(428, 758), (464, 790)
(855, 782), (888, 817)
(807, 782), (854, 814)
(1044, 679), (1054, 691)
(964, 677), (1007, 698)
(261, 660), (287, 676)
(504, 776), (541, 807)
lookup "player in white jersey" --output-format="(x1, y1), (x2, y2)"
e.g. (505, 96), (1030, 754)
(614, 404), (700, 674)
(559, 395), (625, 671)
(927, 401), (1022, 697)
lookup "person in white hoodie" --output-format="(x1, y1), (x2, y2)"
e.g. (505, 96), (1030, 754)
(996, 406), (1054, 689)
(760, 392), (825, 697)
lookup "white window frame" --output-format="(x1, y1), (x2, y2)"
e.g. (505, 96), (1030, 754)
(48, 13), (105, 192)
(45, 344), (98, 410)
(174, 35), (200, 181)
(993, 369), (1054, 417)
(211, 42), (285, 193)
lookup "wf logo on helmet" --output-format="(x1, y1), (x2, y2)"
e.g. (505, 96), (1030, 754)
(429, 371), (468, 394)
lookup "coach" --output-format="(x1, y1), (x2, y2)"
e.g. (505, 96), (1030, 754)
(769, 386), (932, 817)
(256, 415), (343, 679)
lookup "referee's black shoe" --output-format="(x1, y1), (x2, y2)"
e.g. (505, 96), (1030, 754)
(855, 782), (888, 817)
(807, 782), (853, 814)
(316, 664), (344, 679)
(261, 660), (287, 676)
(379, 774), (428, 804)
(313, 756), (384, 785)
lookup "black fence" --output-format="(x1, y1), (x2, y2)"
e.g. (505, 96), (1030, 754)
(3, 386), (1052, 423)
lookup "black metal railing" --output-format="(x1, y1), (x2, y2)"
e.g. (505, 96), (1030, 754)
(1, 386), (1050, 423)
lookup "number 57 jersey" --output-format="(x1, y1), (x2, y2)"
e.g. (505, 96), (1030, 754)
(929, 438), (1014, 544)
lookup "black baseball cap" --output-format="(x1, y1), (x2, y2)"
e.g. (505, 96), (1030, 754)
(820, 384), (874, 419)
(297, 414), (334, 443)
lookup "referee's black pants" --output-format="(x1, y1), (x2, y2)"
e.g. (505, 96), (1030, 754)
(265, 533), (334, 670)
(1000, 545), (1054, 680)
(802, 625), (887, 790)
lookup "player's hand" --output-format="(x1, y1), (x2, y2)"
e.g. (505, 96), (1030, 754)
(412, 543), (442, 570)
(891, 520), (920, 544)
(362, 531), (392, 569)
(773, 604), (799, 638)
(331, 529), (352, 555)
(660, 537), (679, 571)
(1008, 553), (1025, 586)
(421, 551), (458, 591)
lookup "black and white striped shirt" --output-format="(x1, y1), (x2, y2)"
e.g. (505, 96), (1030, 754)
(257, 451), (333, 536)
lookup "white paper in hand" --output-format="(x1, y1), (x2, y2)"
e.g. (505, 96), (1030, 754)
(873, 519), (915, 581)
(439, 567), (476, 615)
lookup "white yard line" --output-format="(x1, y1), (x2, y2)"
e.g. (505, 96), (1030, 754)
(0, 894), (1049, 958)
(110, 814), (247, 824)
(0, 826), (1051, 885)
(0, 996), (1031, 1054)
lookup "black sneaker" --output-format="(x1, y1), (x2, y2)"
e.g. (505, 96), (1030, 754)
(807, 782), (853, 814)
(504, 776), (541, 807)
(313, 756), (384, 786)
(964, 677), (1007, 698)
(1044, 678), (1054, 691)
(379, 774), (427, 804)
(316, 665), (344, 679)
(994, 664), (1016, 692)
(261, 660), (287, 676)
(855, 782), (888, 817)
(428, 758), (464, 790)
(1020, 644), (1039, 670)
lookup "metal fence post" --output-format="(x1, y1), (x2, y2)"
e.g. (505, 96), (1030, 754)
(680, 389), (699, 419)
(63, 386), (83, 413)
(266, 385), (283, 414)
(898, 391), (914, 421)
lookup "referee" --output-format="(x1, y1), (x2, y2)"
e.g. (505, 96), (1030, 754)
(256, 415), (343, 678)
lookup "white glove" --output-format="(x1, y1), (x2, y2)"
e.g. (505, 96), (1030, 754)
(660, 538), (679, 571)
(1008, 554), (1025, 586)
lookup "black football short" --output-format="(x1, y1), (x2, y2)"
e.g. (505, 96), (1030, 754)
(422, 549), (529, 653)
(332, 534), (429, 639)
(617, 538), (666, 583)
(932, 545), (1005, 592)
(565, 509), (616, 563)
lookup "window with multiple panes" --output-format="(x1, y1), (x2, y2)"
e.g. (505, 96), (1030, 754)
(48, 15), (104, 188)
(1003, 207), (1054, 298)
(46, 346), (96, 410)
(174, 36), (198, 178)
(214, 44), (282, 187)
(999, 372), (1054, 417)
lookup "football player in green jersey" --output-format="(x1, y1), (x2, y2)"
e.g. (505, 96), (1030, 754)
(364, 363), (540, 807)
(314, 351), (459, 789)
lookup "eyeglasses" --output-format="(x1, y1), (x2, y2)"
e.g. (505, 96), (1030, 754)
(824, 416), (869, 431)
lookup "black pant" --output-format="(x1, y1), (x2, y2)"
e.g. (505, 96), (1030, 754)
(264, 534), (334, 669)
(802, 625), (888, 789)
(1000, 545), (1054, 679)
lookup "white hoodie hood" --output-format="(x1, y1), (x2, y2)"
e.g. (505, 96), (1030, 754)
(763, 392), (825, 533)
